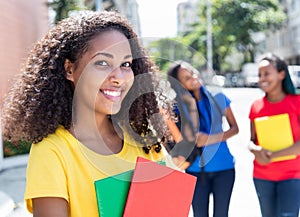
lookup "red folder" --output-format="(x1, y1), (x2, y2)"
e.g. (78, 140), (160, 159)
(123, 157), (196, 217)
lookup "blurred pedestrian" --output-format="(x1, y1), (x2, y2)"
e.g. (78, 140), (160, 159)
(167, 61), (239, 217)
(248, 53), (300, 217)
(1, 10), (175, 217)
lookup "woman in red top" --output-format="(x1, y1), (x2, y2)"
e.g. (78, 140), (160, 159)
(248, 53), (300, 217)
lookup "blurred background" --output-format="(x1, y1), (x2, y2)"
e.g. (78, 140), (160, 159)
(0, 2), (300, 216)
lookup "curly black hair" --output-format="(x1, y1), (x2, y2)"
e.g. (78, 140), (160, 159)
(1, 10), (173, 152)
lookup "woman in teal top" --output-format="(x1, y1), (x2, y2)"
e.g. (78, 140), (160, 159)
(167, 61), (239, 217)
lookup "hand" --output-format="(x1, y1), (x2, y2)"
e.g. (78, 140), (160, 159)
(196, 132), (209, 147)
(250, 148), (272, 165)
(172, 156), (190, 170)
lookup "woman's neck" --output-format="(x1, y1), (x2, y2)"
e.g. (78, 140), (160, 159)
(71, 113), (123, 155)
(266, 91), (286, 103)
(193, 89), (201, 101)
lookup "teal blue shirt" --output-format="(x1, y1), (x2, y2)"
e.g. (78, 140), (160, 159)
(186, 88), (235, 172)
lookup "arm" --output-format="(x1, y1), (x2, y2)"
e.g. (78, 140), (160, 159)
(32, 197), (68, 217)
(165, 118), (191, 170)
(165, 118), (182, 143)
(269, 140), (300, 160)
(248, 121), (271, 165)
(196, 106), (239, 147)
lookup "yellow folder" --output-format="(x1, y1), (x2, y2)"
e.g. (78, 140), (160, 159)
(254, 113), (296, 162)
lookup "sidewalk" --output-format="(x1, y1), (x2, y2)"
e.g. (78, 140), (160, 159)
(0, 155), (32, 217)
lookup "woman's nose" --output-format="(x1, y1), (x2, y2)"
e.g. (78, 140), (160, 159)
(109, 67), (124, 85)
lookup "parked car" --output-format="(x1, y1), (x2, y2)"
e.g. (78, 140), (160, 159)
(212, 75), (226, 87)
(224, 73), (245, 87)
(241, 63), (259, 87)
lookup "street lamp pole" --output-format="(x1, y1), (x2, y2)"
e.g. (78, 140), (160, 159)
(95, 0), (103, 11)
(206, 0), (213, 73)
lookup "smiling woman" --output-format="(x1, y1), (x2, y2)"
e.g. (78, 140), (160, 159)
(1, 10), (175, 217)
(249, 53), (300, 217)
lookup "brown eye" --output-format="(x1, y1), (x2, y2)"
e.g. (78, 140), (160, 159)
(95, 60), (108, 66)
(121, 61), (132, 68)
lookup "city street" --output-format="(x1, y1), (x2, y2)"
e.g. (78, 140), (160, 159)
(223, 87), (264, 217)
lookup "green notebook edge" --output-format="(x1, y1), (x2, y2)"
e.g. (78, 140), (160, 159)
(94, 170), (133, 217)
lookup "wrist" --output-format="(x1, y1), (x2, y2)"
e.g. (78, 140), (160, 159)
(248, 141), (262, 151)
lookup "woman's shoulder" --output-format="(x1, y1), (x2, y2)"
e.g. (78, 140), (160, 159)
(213, 91), (228, 100)
(44, 125), (72, 140)
(249, 97), (266, 119)
(287, 93), (300, 100)
(32, 125), (75, 151)
(285, 94), (300, 107)
(251, 96), (265, 106)
(212, 91), (231, 108)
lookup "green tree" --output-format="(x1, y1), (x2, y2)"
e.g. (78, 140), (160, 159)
(183, 0), (287, 72)
(48, 0), (85, 24)
(147, 38), (207, 74)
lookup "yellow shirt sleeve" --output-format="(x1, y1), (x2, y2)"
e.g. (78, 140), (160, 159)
(24, 139), (69, 213)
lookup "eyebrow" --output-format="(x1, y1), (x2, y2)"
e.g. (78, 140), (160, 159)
(92, 52), (132, 60)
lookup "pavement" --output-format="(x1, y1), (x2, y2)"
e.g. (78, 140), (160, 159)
(0, 154), (31, 217)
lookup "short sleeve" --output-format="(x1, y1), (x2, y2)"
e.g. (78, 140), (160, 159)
(214, 92), (231, 112)
(248, 103), (255, 120)
(24, 140), (68, 213)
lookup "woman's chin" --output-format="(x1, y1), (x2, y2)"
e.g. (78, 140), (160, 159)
(110, 104), (122, 115)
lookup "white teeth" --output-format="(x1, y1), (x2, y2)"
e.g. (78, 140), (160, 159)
(103, 90), (121, 97)
(261, 82), (268, 87)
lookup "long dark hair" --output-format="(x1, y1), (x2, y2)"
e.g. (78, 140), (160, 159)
(166, 61), (200, 161)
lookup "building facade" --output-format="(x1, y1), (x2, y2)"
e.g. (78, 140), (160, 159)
(177, 0), (199, 36)
(264, 0), (300, 64)
(0, 0), (49, 102)
(85, 0), (141, 36)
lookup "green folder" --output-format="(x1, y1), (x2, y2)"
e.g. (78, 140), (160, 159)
(94, 170), (133, 217)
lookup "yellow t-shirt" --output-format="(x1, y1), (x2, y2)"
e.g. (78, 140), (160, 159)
(24, 125), (170, 217)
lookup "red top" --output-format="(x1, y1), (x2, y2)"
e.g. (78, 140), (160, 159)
(249, 94), (300, 181)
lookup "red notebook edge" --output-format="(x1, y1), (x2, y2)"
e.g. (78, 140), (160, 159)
(123, 156), (196, 217)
